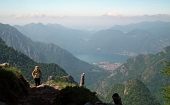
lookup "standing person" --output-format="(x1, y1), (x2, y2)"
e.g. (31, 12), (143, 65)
(32, 66), (42, 86)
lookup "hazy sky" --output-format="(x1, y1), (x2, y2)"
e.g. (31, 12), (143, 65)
(1, 0), (170, 30)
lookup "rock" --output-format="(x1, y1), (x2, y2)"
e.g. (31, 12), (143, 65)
(0, 101), (8, 105)
(48, 76), (54, 81)
(17, 84), (59, 105)
(84, 102), (93, 105)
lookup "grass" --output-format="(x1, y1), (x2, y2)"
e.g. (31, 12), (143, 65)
(0, 67), (29, 104)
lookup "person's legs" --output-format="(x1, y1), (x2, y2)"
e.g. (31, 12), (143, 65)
(34, 78), (41, 86)
(34, 78), (38, 86)
(37, 78), (40, 86)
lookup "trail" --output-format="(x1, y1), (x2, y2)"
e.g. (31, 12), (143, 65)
(17, 84), (59, 105)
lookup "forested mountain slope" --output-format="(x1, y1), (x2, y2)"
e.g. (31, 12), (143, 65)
(105, 78), (160, 105)
(93, 46), (170, 104)
(0, 37), (74, 83)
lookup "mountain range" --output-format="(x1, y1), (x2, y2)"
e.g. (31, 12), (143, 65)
(14, 21), (170, 55)
(13, 23), (91, 53)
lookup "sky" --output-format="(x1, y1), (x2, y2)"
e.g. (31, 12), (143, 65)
(1, 0), (170, 30)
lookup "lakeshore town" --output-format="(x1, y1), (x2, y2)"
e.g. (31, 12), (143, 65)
(93, 62), (122, 71)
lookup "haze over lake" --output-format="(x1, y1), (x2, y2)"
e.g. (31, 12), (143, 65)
(73, 53), (133, 63)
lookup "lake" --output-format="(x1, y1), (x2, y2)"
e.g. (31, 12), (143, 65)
(73, 53), (133, 63)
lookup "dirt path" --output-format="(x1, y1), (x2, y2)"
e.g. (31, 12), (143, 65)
(17, 84), (59, 105)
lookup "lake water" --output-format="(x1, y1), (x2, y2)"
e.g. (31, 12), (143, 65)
(73, 53), (133, 63)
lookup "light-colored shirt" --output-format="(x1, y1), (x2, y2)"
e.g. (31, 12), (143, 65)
(32, 70), (42, 78)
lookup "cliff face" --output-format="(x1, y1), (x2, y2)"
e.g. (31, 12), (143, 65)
(0, 23), (45, 62)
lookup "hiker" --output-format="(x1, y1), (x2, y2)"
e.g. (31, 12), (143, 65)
(32, 66), (42, 86)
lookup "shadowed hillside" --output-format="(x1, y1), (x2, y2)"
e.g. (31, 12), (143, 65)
(0, 37), (75, 84)
(0, 67), (29, 104)
(0, 66), (102, 105)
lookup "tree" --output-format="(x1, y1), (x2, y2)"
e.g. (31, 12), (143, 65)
(162, 61), (170, 105)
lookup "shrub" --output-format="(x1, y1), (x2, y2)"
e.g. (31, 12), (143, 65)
(53, 86), (100, 105)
